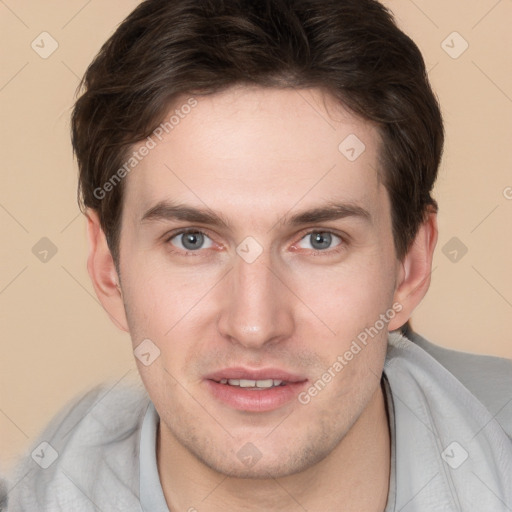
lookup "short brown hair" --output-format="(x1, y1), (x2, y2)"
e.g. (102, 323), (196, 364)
(72, 0), (444, 267)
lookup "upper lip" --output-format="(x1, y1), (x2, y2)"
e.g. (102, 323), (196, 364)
(205, 367), (307, 383)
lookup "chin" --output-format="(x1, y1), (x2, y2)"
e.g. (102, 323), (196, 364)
(187, 434), (336, 480)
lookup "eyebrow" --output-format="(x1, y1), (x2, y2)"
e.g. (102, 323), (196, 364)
(140, 199), (372, 228)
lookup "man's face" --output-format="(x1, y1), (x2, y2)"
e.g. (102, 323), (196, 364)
(118, 86), (401, 478)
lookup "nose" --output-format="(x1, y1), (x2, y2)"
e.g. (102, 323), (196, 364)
(216, 249), (295, 350)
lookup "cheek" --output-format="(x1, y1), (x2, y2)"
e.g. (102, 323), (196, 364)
(122, 254), (213, 336)
(289, 253), (397, 334)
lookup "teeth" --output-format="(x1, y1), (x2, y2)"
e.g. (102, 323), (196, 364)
(256, 379), (274, 388)
(223, 378), (284, 388)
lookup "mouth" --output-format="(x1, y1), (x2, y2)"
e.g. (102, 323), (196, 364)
(204, 368), (308, 412)
(213, 378), (286, 389)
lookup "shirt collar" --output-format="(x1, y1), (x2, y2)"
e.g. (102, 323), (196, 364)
(139, 401), (170, 512)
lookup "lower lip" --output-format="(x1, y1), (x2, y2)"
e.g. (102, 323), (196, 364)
(204, 380), (308, 412)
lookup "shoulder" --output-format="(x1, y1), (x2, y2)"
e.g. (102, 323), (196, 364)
(5, 379), (150, 511)
(407, 330), (512, 439)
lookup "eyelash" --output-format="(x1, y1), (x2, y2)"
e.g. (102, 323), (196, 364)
(163, 228), (348, 257)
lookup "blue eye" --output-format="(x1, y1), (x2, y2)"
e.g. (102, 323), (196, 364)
(168, 230), (213, 251)
(297, 231), (342, 251)
(165, 228), (345, 256)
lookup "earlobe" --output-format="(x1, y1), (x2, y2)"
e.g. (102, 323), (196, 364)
(85, 209), (129, 332)
(388, 211), (438, 331)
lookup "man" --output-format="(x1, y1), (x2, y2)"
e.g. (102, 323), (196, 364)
(3, 0), (511, 510)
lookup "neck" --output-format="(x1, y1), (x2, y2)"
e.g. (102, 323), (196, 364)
(158, 381), (391, 512)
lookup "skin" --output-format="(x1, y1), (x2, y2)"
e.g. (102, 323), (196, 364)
(86, 85), (437, 511)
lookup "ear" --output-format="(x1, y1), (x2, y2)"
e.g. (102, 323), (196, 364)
(388, 210), (438, 331)
(85, 209), (129, 332)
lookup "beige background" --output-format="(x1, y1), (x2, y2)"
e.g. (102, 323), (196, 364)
(1, 0), (511, 475)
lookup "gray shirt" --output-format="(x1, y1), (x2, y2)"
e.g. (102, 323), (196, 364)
(2, 331), (511, 511)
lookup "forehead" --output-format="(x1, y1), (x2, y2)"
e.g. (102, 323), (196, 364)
(123, 86), (385, 225)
